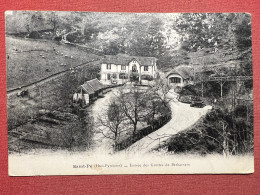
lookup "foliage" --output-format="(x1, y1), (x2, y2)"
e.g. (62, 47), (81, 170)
(166, 107), (253, 155)
(173, 13), (252, 75)
(28, 31), (41, 39)
(100, 81), (172, 149)
(96, 101), (127, 149)
(60, 110), (94, 151)
(6, 12), (252, 75)
(173, 13), (250, 52)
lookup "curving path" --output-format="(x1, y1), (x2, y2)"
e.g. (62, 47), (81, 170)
(90, 88), (212, 155)
(125, 90), (212, 154)
(91, 89), (119, 154)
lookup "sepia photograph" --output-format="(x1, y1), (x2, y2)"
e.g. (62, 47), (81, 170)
(5, 11), (254, 175)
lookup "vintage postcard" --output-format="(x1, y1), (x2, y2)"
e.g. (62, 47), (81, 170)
(6, 11), (254, 175)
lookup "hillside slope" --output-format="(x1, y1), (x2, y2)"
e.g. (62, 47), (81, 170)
(6, 36), (100, 90)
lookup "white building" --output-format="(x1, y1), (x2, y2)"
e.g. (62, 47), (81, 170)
(100, 54), (157, 85)
(73, 78), (103, 107)
(166, 66), (193, 88)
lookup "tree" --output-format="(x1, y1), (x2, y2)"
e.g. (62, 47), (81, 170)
(58, 72), (78, 107)
(48, 12), (59, 36)
(61, 112), (93, 151)
(149, 78), (173, 107)
(118, 86), (149, 136)
(21, 11), (46, 34)
(126, 17), (166, 57)
(173, 13), (237, 52)
(96, 101), (128, 150)
(172, 13), (252, 77)
(233, 14), (252, 76)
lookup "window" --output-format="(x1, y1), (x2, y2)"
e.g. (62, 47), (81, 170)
(121, 65), (126, 70)
(170, 77), (181, 83)
(107, 73), (111, 80)
(132, 64), (137, 72)
(144, 66), (148, 71)
(112, 73), (117, 79)
(119, 73), (128, 79)
(107, 64), (111, 70)
(141, 75), (153, 81)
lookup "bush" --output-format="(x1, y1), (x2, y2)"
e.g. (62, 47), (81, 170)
(179, 84), (198, 96)
(54, 36), (62, 41)
(28, 31), (41, 39)
(66, 31), (82, 43)
(165, 106), (253, 155)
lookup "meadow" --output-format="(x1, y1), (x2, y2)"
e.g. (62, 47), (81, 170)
(6, 36), (100, 90)
(6, 36), (101, 131)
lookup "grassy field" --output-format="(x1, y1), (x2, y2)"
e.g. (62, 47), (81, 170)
(6, 36), (102, 152)
(6, 35), (100, 90)
(6, 36), (101, 130)
(7, 60), (101, 128)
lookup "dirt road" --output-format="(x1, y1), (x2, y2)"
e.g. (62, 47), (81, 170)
(90, 88), (212, 155)
(125, 90), (212, 154)
(91, 89), (119, 154)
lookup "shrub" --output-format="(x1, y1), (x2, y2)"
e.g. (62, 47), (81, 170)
(28, 31), (41, 39)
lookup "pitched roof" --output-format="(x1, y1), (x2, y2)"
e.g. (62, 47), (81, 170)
(80, 79), (103, 94)
(87, 78), (103, 91)
(81, 82), (95, 94)
(102, 53), (157, 66)
(166, 66), (193, 80)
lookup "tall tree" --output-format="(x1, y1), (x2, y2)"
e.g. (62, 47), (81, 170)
(118, 86), (149, 136)
(96, 101), (127, 149)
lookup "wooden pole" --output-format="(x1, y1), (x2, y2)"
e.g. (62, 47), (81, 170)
(39, 87), (43, 109)
(219, 80), (226, 99)
(201, 82), (204, 97)
(220, 82), (223, 98)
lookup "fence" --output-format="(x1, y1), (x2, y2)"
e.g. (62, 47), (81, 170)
(100, 84), (125, 94)
(7, 58), (100, 95)
(115, 113), (172, 151)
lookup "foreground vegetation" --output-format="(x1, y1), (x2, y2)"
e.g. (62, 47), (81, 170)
(7, 72), (96, 153)
(159, 105), (253, 156)
(9, 108), (94, 153)
(96, 81), (172, 151)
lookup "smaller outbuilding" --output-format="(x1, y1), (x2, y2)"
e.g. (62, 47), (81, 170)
(73, 78), (104, 107)
(166, 66), (193, 88)
(87, 78), (104, 97)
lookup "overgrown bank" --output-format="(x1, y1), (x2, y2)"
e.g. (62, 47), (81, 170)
(8, 107), (94, 153)
(158, 105), (253, 156)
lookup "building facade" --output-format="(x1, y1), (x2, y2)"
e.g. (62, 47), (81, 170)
(166, 66), (193, 88)
(73, 78), (103, 107)
(100, 54), (157, 85)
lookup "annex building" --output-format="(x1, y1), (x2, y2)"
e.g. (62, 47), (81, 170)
(166, 66), (193, 88)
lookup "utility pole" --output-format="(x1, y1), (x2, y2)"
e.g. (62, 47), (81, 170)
(218, 79), (226, 99)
